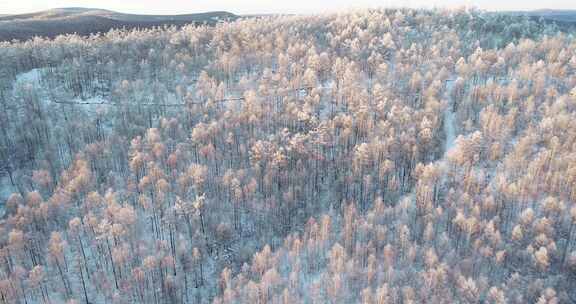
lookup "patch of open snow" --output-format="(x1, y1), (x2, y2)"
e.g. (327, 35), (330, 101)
(72, 96), (107, 105)
(443, 108), (456, 152)
(15, 68), (43, 86)
(443, 79), (457, 154)
(323, 80), (336, 89)
(13, 68), (50, 106)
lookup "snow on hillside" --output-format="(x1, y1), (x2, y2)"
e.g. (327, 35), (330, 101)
(0, 69), (44, 215)
(15, 68), (42, 86)
(443, 79), (457, 154)
(443, 109), (456, 152)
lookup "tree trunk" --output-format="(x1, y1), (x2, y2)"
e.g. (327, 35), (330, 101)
(79, 266), (89, 304)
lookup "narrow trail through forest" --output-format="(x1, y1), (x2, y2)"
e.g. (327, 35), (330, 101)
(397, 78), (457, 209)
(443, 79), (457, 155)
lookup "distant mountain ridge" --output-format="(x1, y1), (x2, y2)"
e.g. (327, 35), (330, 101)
(503, 9), (576, 25)
(0, 8), (238, 41)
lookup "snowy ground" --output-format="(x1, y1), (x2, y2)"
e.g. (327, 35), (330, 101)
(443, 80), (457, 153)
(0, 69), (44, 216)
(443, 109), (456, 151)
(0, 175), (17, 216)
(15, 68), (42, 85)
(13, 68), (44, 98)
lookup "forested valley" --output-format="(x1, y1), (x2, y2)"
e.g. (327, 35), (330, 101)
(1, 8), (576, 303)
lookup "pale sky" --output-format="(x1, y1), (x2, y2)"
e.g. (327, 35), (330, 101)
(1, 0), (574, 15)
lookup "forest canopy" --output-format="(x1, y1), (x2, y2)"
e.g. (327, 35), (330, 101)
(1, 7), (576, 304)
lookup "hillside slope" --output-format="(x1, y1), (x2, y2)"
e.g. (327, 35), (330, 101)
(0, 8), (238, 41)
(1, 8), (576, 304)
(504, 9), (576, 27)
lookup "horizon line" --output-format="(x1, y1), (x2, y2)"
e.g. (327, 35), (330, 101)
(2, 5), (575, 17)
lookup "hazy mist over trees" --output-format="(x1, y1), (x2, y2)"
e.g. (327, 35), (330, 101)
(1, 7), (576, 304)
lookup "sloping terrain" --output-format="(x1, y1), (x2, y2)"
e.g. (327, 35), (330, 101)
(0, 8), (238, 41)
(525, 9), (576, 23)
(1, 8), (576, 304)
(504, 9), (576, 28)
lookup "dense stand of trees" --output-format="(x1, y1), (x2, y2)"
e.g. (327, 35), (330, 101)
(1, 7), (576, 304)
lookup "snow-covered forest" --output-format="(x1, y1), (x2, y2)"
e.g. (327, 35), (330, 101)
(1, 7), (576, 303)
